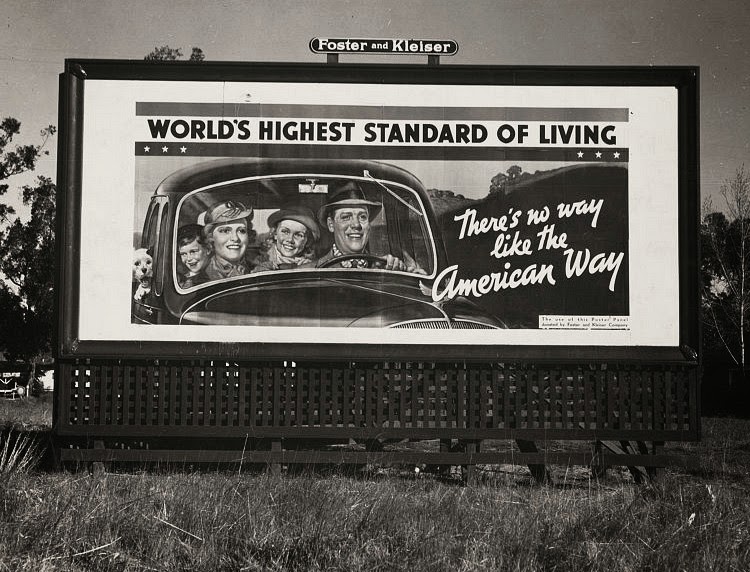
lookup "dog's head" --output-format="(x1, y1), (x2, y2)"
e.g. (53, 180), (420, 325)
(133, 248), (153, 284)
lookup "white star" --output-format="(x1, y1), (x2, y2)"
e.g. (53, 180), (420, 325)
(577, 151), (584, 158)
(161, 146), (169, 153)
(143, 146), (150, 153)
(595, 151), (602, 159)
(613, 151), (621, 159)
(180, 146), (187, 153)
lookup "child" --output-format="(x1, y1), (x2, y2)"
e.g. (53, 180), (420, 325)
(176, 224), (210, 288)
(253, 206), (320, 272)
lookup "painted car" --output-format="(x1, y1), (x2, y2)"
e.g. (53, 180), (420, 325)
(132, 158), (505, 330)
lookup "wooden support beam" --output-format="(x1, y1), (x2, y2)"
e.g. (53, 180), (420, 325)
(516, 439), (551, 484)
(269, 438), (282, 476)
(645, 441), (665, 481)
(599, 440), (650, 483)
(591, 441), (607, 478)
(92, 439), (106, 475)
(461, 440), (478, 485)
(59, 446), (698, 469)
(423, 438), (453, 476)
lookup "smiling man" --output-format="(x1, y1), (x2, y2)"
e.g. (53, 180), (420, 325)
(317, 182), (420, 272)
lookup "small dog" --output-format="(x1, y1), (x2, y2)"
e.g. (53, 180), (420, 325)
(132, 248), (153, 301)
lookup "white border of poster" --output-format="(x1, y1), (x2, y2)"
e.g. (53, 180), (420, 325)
(74, 76), (681, 349)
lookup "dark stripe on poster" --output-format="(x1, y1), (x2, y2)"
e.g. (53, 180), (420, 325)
(136, 103), (630, 122)
(135, 142), (629, 162)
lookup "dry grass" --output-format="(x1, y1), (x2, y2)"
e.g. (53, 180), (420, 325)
(0, 431), (43, 476)
(0, 397), (749, 571)
(0, 392), (53, 430)
(1, 460), (748, 571)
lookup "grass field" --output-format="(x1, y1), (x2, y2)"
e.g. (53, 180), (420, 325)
(1, 396), (749, 571)
(0, 393), (53, 430)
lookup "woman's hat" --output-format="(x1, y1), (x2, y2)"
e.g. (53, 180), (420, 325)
(267, 205), (320, 242)
(317, 181), (382, 226)
(203, 200), (253, 236)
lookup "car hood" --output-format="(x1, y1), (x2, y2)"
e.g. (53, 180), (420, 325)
(179, 275), (501, 328)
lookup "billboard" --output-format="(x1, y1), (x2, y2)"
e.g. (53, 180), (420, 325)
(57, 61), (698, 360)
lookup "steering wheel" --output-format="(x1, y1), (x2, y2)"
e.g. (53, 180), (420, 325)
(318, 253), (388, 268)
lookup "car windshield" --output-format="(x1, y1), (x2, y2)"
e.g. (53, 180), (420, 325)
(173, 174), (436, 290)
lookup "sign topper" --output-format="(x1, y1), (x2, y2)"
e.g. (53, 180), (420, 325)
(310, 37), (458, 56)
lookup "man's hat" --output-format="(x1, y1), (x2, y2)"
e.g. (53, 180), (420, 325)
(203, 200), (253, 236)
(267, 205), (320, 242)
(317, 181), (382, 226)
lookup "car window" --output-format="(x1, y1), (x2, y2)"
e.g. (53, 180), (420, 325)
(173, 175), (436, 291)
(141, 200), (159, 251)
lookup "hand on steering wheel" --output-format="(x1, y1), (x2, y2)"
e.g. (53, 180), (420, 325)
(317, 253), (388, 269)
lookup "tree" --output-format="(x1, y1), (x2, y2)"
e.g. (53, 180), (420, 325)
(489, 165), (523, 195)
(506, 164), (523, 182)
(0, 118), (56, 393)
(702, 165), (750, 370)
(144, 45), (205, 61)
(489, 172), (507, 195)
(0, 118), (54, 222)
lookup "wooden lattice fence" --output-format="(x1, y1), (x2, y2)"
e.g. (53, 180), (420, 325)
(56, 360), (698, 478)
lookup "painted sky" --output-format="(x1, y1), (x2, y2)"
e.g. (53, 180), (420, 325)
(2, 0), (749, 212)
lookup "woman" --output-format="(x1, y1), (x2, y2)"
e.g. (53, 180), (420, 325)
(254, 205), (320, 271)
(202, 200), (255, 280)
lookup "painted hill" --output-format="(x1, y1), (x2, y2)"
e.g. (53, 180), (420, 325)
(426, 188), (475, 218)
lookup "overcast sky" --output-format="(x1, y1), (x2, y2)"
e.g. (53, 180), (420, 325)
(2, 0), (749, 211)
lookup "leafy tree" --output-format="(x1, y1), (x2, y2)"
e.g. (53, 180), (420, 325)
(489, 165), (523, 195)
(189, 47), (206, 62)
(506, 164), (523, 181)
(489, 172), (507, 195)
(144, 45), (205, 61)
(0, 118), (56, 393)
(0, 119), (54, 222)
(702, 165), (750, 370)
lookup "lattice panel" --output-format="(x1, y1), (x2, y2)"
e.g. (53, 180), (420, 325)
(61, 361), (697, 437)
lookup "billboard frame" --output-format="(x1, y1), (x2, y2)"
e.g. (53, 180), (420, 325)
(56, 59), (699, 363)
